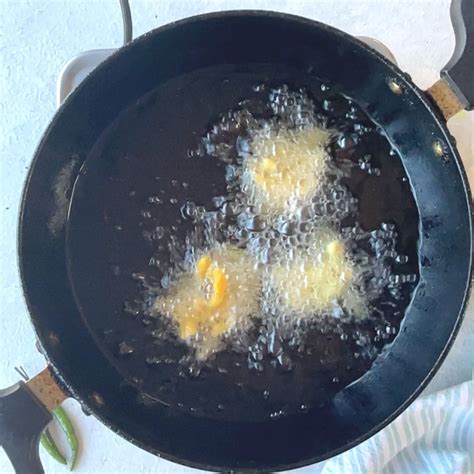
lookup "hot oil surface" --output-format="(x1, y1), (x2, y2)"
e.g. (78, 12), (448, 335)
(67, 64), (419, 422)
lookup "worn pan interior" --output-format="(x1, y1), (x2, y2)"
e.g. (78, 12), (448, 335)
(19, 11), (472, 471)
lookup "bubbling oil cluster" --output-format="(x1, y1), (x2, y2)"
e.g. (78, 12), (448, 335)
(152, 84), (417, 368)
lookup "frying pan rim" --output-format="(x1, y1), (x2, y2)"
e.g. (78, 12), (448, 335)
(17, 9), (473, 472)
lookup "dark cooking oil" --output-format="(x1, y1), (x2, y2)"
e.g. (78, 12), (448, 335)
(66, 64), (419, 422)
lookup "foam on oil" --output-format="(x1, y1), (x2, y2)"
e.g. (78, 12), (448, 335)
(151, 85), (416, 373)
(241, 125), (331, 216)
(154, 244), (260, 360)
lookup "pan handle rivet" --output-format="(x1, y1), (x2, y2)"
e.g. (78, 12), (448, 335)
(48, 332), (60, 346)
(90, 392), (105, 407)
(432, 140), (446, 157)
(387, 79), (403, 95)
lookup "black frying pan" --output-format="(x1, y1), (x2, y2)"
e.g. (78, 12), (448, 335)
(1, 1), (473, 473)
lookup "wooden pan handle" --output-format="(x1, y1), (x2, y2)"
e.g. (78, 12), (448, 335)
(427, 0), (474, 120)
(0, 369), (68, 474)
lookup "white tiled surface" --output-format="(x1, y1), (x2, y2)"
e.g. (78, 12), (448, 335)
(0, 1), (472, 473)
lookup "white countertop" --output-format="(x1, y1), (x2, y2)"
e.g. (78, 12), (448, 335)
(0, 1), (472, 473)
